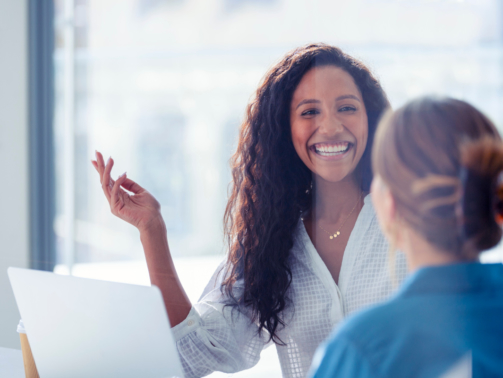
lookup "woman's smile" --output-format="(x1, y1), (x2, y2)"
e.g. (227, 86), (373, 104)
(309, 141), (354, 161)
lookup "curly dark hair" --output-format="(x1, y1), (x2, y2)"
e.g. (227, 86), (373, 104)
(222, 43), (389, 344)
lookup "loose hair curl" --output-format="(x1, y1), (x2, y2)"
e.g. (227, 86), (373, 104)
(223, 43), (389, 344)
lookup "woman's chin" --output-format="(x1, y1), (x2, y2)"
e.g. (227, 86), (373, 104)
(313, 169), (357, 185)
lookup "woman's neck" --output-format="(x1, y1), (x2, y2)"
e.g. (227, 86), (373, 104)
(312, 175), (363, 223)
(401, 227), (470, 272)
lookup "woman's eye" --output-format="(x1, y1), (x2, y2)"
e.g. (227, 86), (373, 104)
(301, 109), (320, 116)
(339, 106), (357, 112)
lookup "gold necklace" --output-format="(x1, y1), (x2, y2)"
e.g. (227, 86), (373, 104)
(318, 193), (363, 240)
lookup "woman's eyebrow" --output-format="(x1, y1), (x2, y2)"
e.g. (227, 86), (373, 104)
(336, 94), (361, 102)
(296, 95), (361, 110)
(296, 99), (321, 109)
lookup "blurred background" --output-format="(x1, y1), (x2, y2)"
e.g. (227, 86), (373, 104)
(2, 0), (503, 376)
(52, 0), (503, 271)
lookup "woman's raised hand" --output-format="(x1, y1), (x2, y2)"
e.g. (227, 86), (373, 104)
(92, 151), (163, 232)
(93, 151), (191, 324)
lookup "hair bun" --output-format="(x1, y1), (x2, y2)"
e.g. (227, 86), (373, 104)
(494, 182), (503, 226)
(460, 137), (503, 251)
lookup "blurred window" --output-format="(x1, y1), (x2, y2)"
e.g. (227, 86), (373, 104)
(52, 0), (503, 374)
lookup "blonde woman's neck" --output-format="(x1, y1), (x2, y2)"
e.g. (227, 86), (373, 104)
(400, 226), (469, 273)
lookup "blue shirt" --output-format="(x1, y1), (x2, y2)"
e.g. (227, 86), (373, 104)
(310, 262), (503, 378)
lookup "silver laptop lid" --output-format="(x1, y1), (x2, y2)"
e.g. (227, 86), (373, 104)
(8, 267), (184, 378)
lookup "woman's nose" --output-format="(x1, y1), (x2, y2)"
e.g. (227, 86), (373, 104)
(318, 115), (344, 136)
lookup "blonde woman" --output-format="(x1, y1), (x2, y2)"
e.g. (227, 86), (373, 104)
(311, 97), (503, 377)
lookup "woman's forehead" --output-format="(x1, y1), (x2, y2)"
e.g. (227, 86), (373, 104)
(292, 66), (362, 104)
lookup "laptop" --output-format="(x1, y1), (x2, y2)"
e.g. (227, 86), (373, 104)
(8, 267), (184, 378)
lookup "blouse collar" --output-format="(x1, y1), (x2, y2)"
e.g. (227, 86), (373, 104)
(398, 262), (503, 297)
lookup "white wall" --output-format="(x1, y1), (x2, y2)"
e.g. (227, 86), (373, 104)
(0, 0), (29, 349)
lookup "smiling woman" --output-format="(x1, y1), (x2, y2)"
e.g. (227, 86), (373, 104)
(291, 68), (368, 180)
(290, 66), (370, 284)
(92, 43), (408, 378)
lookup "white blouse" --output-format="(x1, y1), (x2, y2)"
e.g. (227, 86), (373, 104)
(172, 196), (408, 378)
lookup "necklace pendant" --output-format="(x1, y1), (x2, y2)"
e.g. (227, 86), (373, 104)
(330, 236), (333, 240)
(333, 234), (337, 239)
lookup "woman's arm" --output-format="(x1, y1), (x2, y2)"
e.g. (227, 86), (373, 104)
(92, 152), (269, 378)
(92, 151), (191, 326)
(139, 216), (191, 325)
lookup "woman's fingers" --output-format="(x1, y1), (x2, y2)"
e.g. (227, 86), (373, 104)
(94, 152), (111, 202)
(95, 151), (109, 184)
(92, 160), (114, 188)
(94, 152), (113, 188)
(95, 152), (105, 184)
(121, 177), (145, 194)
(101, 157), (114, 200)
(110, 172), (128, 214)
(92, 160), (115, 190)
(93, 159), (141, 195)
(95, 151), (104, 172)
(94, 152), (132, 211)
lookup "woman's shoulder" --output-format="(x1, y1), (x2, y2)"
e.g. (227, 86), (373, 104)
(327, 297), (404, 357)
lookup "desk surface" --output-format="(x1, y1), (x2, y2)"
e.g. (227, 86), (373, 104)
(0, 345), (282, 378)
(0, 347), (25, 378)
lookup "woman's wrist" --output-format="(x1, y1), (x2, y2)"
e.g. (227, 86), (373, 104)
(138, 214), (167, 236)
(139, 214), (173, 269)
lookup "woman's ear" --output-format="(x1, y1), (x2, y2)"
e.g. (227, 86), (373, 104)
(371, 175), (396, 238)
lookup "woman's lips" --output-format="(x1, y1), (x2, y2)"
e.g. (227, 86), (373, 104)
(309, 141), (354, 161)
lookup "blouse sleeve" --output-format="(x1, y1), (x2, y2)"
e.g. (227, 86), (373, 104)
(308, 335), (376, 378)
(171, 260), (270, 378)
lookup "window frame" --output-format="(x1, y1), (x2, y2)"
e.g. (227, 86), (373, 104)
(29, 0), (56, 271)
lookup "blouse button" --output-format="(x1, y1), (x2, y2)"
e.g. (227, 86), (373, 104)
(187, 319), (195, 326)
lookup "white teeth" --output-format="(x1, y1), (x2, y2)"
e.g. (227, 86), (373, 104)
(314, 143), (350, 155)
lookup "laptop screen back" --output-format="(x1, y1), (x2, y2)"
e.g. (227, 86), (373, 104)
(8, 267), (184, 378)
